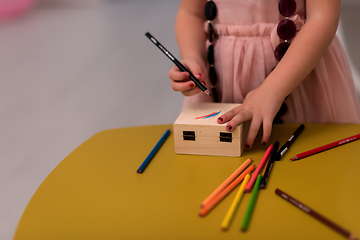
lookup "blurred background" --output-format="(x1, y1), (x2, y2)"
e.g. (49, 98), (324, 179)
(0, 0), (359, 239)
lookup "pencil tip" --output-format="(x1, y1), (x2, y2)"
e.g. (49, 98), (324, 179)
(203, 89), (211, 96)
(290, 156), (297, 161)
(349, 233), (358, 240)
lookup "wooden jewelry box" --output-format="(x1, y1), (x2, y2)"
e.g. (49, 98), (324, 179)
(173, 102), (249, 157)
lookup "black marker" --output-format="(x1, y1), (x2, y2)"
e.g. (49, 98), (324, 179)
(145, 32), (210, 96)
(260, 141), (279, 189)
(276, 124), (305, 160)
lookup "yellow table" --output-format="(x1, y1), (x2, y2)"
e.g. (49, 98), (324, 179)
(14, 124), (360, 240)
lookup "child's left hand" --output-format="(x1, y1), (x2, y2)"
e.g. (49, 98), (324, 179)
(217, 86), (285, 148)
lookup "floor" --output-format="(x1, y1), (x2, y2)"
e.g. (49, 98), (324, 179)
(0, 0), (359, 239)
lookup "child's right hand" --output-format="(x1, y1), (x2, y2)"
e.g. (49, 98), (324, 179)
(168, 57), (207, 96)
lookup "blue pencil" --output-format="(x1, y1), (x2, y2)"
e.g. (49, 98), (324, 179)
(137, 129), (171, 174)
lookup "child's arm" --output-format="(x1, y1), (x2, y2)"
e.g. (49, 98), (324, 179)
(169, 0), (208, 96)
(219, 0), (341, 147)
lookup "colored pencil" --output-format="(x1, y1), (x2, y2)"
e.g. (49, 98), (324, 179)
(290, 133), (360, 161)
(136, 129), (171, 174)
(276, 124), (304, 161)
(145, 32), (210, 96)
(260, 141), (279, 189)
(199, 165), (256, 217)
(275, 189), (358, 240)
(195, 111), (221, 120)
(201, 158), (252, 208)
(241, 174), (262, 231)
(221, 174), (250, 231)
(244, 144), (274, 193)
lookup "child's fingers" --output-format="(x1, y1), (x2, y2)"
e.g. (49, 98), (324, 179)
(224, 109), (252, 132)
(245, 117), (262, 148)
(169, 66), (189, 81)
(171, 80), (205, 96)
(218, 106), (262, 148)
(171, 80), (196, 92)
(261, 118), (273, 145)
(217, 105), (244, 124)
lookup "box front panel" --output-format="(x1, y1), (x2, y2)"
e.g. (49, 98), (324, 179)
(173, 124), (242, 157)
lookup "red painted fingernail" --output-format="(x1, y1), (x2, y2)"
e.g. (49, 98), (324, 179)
(196, 74), (202, 78)
(218, 117), (223, 122)
(227, 125), (232, 131)
(190, 82), (195, 88)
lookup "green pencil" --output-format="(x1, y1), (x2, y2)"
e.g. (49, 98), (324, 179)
(241, 174), (262, 231)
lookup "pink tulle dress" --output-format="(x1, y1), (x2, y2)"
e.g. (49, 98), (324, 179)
(183, 0), (360, 123)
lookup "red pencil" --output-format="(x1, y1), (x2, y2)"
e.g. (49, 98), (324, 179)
(244, 144), (273, 193)
(290, 133), (360, 161)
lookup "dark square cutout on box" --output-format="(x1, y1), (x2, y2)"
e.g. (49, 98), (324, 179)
(220, 132), (232, 142)
(183, 131), (195, 141)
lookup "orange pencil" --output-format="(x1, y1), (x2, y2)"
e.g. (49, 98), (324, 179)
(199, 164), (256, 217)
(201, 158), (252, 208)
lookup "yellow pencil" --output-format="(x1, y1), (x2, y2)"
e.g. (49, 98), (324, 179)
(220, 174), (251, 231)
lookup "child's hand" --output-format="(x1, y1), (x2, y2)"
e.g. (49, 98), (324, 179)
(168, 57), (207, 96)
(217, 86), (284, 148)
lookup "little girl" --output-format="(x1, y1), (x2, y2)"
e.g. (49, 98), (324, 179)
(168, 0), (360, 148)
